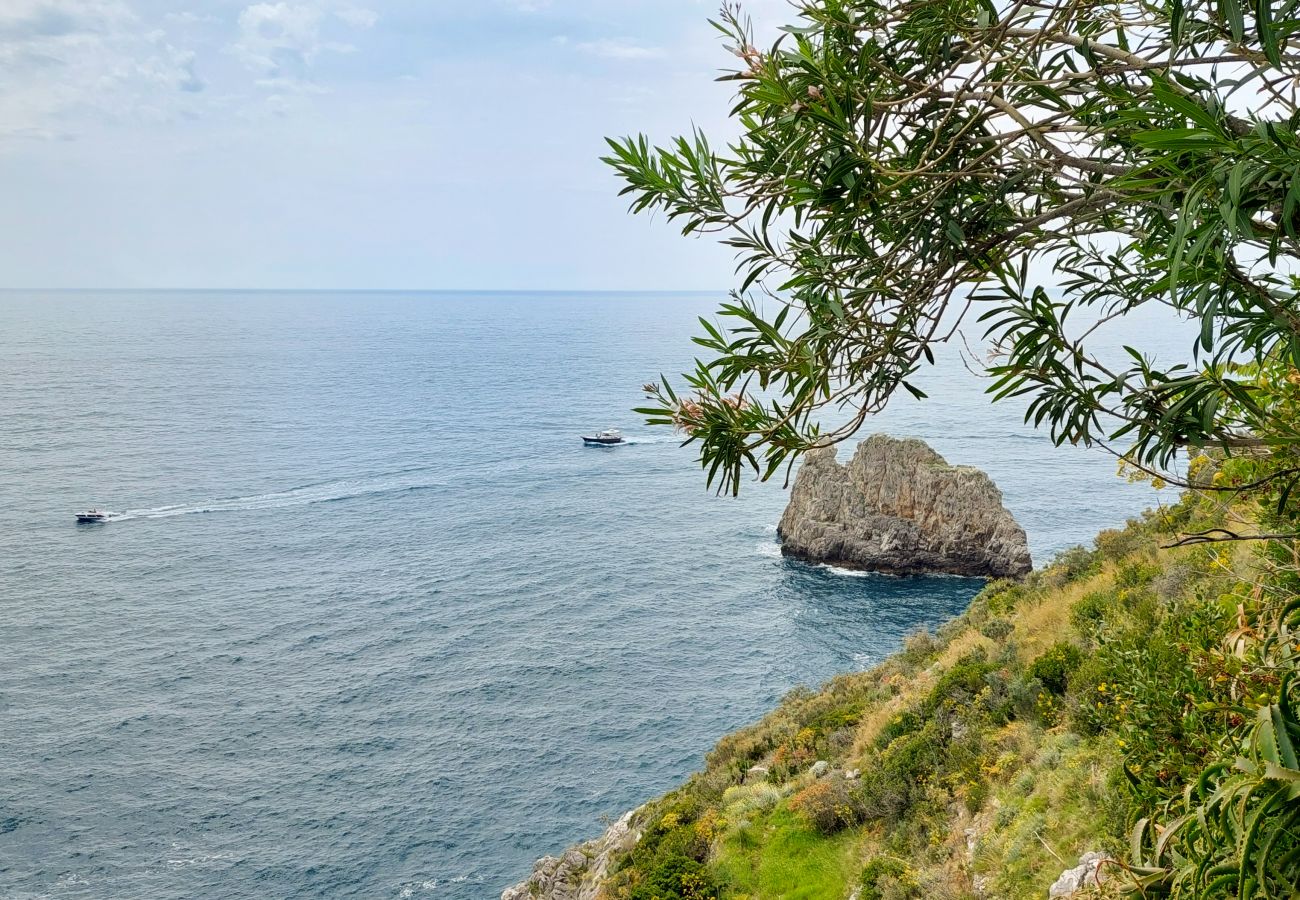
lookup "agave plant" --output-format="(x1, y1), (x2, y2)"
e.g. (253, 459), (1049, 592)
(1123, 601), (1300, 898)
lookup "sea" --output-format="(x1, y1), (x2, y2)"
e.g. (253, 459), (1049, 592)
(0, 291), (1188, 899)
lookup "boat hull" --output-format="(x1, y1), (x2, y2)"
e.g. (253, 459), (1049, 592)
(582, 437), (625, 445)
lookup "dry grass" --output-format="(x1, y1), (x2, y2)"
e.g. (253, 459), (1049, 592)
(847, 628), (995, 759)
(1013, 573), (1111, 658)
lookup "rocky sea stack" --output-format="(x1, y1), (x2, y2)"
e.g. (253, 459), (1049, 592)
(778, 434), (1032, 578)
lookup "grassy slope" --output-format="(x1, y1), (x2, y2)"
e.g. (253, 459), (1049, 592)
(713, 806), (862, 900)
(597, 491), (1263, 900)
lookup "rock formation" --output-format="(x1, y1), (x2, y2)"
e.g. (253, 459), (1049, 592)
(778, 434), (1032, 578)
(500, 809), (641, 900)
(1048, 851), (1112, 897)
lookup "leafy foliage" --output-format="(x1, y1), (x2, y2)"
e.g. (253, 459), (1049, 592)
(608, 0), (1300, 495)
(1124, 604), (1300, 897)
(858, 857), (919, 900)
(1029, 643), (1084, 696)
(628, 854), (719, 900)
(788, 774), (865, 834)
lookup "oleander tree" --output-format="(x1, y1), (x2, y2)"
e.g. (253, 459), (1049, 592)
(604, 0), (1300, 502)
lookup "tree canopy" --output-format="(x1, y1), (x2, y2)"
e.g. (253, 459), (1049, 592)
(605, 0), (1300, 499)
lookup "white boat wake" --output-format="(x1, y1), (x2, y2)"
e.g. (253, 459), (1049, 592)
(109, 471), (447, 521)
(618, 436), (679, 446)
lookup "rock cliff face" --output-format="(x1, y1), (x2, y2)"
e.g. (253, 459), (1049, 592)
(1047, 851), (1112, 897)
(500, 809), (640, 900)
(778, 434), (1032, 578)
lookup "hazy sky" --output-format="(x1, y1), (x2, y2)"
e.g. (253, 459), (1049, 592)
(0, 0), (794, 290)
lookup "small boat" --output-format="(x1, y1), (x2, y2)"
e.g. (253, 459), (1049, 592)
(582, 428), (625, 446)
(75, 509), (112, 523)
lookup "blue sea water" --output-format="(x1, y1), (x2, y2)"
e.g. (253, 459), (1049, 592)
(0, 291), (1183, 899)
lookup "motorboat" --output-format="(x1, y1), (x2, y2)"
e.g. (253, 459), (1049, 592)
(582, 428), (625, 446)
(75, 509), (112, 523)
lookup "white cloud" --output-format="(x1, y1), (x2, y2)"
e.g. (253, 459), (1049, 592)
(163, 11), (220, 26)
(0, 0), (207, 140)
(0, 0), (383, 143)
(232, 2), (375, 90)
(0, 2), (756, 288)
(234, 3), (327, 76)
(0, 0), (128, 39)
(575, 38), (665, 60)
(334, 6), (377, 29)
(254, 76), (328, 94)
(172, 48), (205, 93)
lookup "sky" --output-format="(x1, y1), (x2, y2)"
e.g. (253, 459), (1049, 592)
(0, 0), (795, 290)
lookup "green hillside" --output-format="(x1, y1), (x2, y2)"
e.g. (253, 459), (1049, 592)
(589, 476), (1300, 899)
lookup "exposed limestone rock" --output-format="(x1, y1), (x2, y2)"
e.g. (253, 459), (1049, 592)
(500, 809), (640, 900)
(778, 435), (1032, 578)
(1047, 851), (1112, 897)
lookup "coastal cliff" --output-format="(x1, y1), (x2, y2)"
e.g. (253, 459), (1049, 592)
(501, 810), (641, 900)
(502, 486), (1268, 899)
(778, 435), (1032, 578)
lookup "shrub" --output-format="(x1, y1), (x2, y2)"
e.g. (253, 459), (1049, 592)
(979, 617), (1014, 641)
(1028, 643), (1084, 696)
(976, 579), (1026, 616)
(1035, 744), (1063, 769)
(780, 685), (816, 706)
(923, 650), (998, 716)
(1091, 606), (1240, 809)
(964, 779), (990, 814)
(859, 857), (919, 900)
(1115, 559), (1161, 590)
(1049, 545), (1098, 582)
(628, 853), (718, 900)
(626, 793), (710, 872)
(1126, 613), (1300, 897)
(825, 726), (856, 759)
(1008, 674), (1044, 721)
(976, 668), (1017, 724)
(691, 809), (723, 847)
(720, 782), (783, 820)
(900, 630), (939, 669)
(860, 723), (944, 823)
(1013, 771), (1036, 795)
(1095, 523), (1148, 560)
(874, 709), (922, 750)
(706, 727), (774, 773)
(1070, 590), (1112, 635)
(1065, 653), (1113, 737)
(935, 615), (968, 646)
(1151, 564), (1194, 605)
(787, 774), (864, 834)
(807, 704), (863, 735)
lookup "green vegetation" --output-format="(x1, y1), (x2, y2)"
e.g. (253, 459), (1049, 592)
(714, 805), (860, 900)
(597, 0), (1300, 893)
(858, 857), (918, 900)
(607, 0), (1300, 500)
(594, 482), (1300, 898)
(1028, 644), (1084, 697)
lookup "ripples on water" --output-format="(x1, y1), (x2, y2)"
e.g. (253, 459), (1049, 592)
(0, 292), (1183, 898)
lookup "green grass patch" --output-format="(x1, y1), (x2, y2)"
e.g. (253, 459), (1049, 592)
(713, 805), (860, 900)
